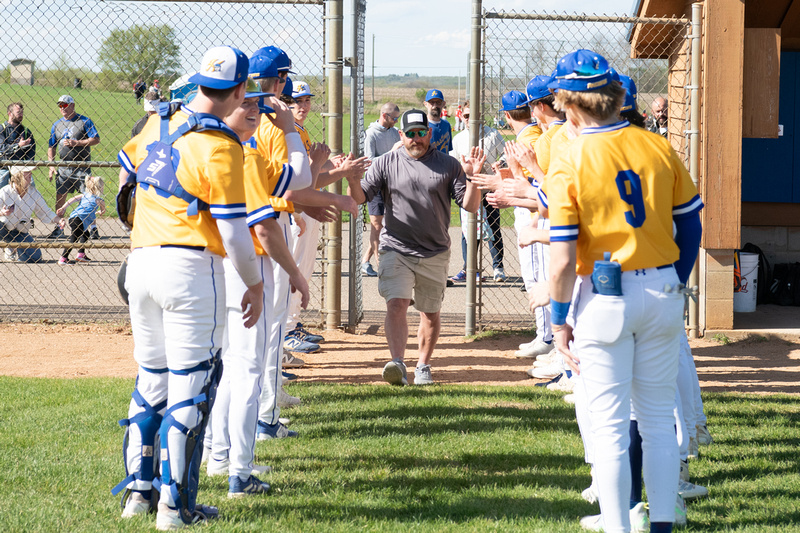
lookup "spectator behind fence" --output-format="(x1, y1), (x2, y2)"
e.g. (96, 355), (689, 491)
(0, 166), (64, 262)
(57, 176), (105, 265)
(131, 91), (163, 138)
(133, 78), (147, 104)
(47, 94), (101, 239)
(0, 102), (36, 189)
(646, 96), (668, 137)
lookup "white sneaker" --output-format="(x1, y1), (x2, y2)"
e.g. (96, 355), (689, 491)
(279, 417), (291, 426)
(529, 361), (563, 380)
(515, 338), (553, 358)
(283, 352), (306, 368)
(121, 491), (151, 518)
(536, 348), (559, 363)
(687, 436), (699, 460)
(277, 387), (302, 408)
(156, 504), (185, 531)
(563, 393), (576, 405)
(518, 338), (536, 351)
(581, 482), (599, 504)
(678, 479), (709, 500)
(547, 374), (575, 393)
(675, 494), (688, 527)
(696, 424), (713, 445)
(680, 459), (690, 482)
(580, 501), (648, 532)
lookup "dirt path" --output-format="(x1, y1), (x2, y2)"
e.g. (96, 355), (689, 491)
(1, 322), (799, 394)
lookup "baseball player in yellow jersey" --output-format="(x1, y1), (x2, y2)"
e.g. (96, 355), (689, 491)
(206, 80), (311, 497)
(248, 46), (362, 436)
(546, 49), (703, 533)
(114, 46), (264, 530)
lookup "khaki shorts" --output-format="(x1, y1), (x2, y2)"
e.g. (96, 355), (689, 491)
(378, 249), (450, 313)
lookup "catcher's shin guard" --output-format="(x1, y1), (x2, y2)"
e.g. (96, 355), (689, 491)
(111, 382), (168, 513)
(155, 352), (223, 525)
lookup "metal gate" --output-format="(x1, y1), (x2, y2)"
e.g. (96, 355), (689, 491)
(473, 8), (697, 331)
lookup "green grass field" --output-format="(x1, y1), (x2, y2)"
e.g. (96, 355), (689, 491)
(0, 377), (798, 532)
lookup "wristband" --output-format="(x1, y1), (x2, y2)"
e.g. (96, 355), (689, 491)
(550, 298), (570, 326)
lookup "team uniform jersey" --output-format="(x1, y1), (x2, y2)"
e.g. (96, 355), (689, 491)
(516, 122), (542, 184)
(547, 121), (703, 275)
(254, 115), (294, 213)
(428, 119), (453, 154)
(537, 124), (572, 210)
(295, 123), (312, 155)
(242, 146), (284, 256)
(534, 120), (565, 176)
(118, 108), (246, 257)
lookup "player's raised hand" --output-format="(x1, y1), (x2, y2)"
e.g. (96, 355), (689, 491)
(303, 204), (339, 223)
(502, 175), (537, 201)
(338, 153), (371, 178)
(470, 172), (502, 192)
(265, 97), (296, 134)
(335, 194), (359, 215)
(461, 146), (486, 177)
(310, 142), (331, 166)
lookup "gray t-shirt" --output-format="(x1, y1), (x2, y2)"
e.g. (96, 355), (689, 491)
(364, 121), (400, 160)
(360, 146), (467, 258)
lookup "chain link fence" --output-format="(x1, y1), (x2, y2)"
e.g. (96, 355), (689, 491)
(347, 0), (367, 329)
(476, 9), (693, 330)
(0, 0), (341, 323)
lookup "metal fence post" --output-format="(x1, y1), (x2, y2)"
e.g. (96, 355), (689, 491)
(465, 0), (482, 336)
(325, 0), (343, 331)
(687, 2), (703, 338)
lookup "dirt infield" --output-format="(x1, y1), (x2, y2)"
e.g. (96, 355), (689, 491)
(1, 320), (799, 394)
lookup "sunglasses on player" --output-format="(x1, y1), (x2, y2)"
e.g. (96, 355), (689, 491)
(58, 103), (70, 109)
(404, 130), (427, 138)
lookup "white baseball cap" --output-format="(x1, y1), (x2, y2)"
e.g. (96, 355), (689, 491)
(291, 81), (314, 99)
(189, 46), (249, 90)
(57, 95), (74, 105)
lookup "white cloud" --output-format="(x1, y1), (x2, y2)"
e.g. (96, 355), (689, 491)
(415, 30), (470, 49)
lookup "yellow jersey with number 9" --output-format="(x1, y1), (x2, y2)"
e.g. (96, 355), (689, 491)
(547, 121), (703, 275)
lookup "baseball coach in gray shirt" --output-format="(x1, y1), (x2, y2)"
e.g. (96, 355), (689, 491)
(349, 109), (484, 386)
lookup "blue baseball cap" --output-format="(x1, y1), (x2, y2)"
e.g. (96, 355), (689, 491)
(619, 74), (638, 112)
(251, 45), (293, 74)
(425, 89), (445, 102)
(248, 49), (281, 79)
(189, 46), (249, 89)
(526, 75), (553, 103)
(609, 67), (621, 84)
(547, 49), (612, 92)
(244, 77), (275, 114)
(501, 90), (529, 111)
(292, 80), (314, 99)
(282, 77), (293, 97)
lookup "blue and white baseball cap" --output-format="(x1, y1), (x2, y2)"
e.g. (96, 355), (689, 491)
(547, 49), (612, 92)
(189, 46), (249, 89)
(526, 75), (553, 103)
(244, 77), (275, 114)
(292, 80), (314, 99)
(248, 48), (281, 79)
(619, 74), (638, 112)
(501, 90), (529, 111)
(425, 89), (445, 102)
(282, 77), (294, 97)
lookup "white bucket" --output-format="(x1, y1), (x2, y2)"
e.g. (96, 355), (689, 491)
(733, 252), (759, 312)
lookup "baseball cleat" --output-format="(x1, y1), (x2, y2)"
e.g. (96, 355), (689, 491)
(581, 482), (599, 504)
(696, 424), (713, 445)
(156, 502), (218, 531)
(678, 479), (708, 500)
(687, 436), (699, 460)
(291, 322), (325, 343)
(228, 475), (270, 498)
(675, 494), (688, 527)
(282, 352), (307, 368)
(277, 387), (301, 408)
(283, 336), (319, 354)
(515, 338), (553, 358)
(256, 420), (298, 440)
(121, 491), (151, 518)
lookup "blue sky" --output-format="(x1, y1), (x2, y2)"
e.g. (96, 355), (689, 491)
(359, 0), (634, 76)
